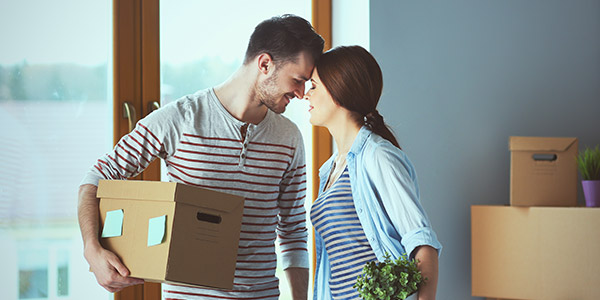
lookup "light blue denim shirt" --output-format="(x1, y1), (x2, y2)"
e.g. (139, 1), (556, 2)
(313, 126), (442, 300)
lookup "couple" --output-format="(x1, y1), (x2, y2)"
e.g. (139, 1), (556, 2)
(78, 14), (442, 300)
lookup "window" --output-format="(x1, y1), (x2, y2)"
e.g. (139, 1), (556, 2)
(0, 1), (113, 299)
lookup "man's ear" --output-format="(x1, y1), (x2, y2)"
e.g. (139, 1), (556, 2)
(257, 53), (273, 75)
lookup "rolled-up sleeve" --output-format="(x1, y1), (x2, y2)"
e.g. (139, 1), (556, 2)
(368, 143), (442, 258)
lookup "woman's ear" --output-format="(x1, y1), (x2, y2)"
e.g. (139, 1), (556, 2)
(257, 53), (273, 75)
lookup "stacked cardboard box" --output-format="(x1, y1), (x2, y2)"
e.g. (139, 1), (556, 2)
(471, 205), (600, 300)
(509, 136), (578, 206)
(97, 180), (245, 289)
(471, 137), (600, 300)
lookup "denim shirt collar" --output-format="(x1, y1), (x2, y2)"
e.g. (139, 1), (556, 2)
(318, 125), (372, 180)
(348, 125), (372, 157)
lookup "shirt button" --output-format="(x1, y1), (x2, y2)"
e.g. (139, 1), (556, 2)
(241, 154), (246, 159)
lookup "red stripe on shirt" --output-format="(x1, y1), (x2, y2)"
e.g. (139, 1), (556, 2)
(243, 214), (277, 218)
(236, 252), (276, 256)
(249, 141), (295, 151)
(170, 164), (280, 187)
(168, 173), (279, 195)
(129, 135), (159, 159)
(172, 155), (287, 172)
(280, 240), (307, 246)
(245, 197), (278, 202)
(94, 164), (109, 179)
(138, 123), (163, 146)
(183, 133), (241, 143)
(120, 140), (151, 165)
(250, 148), (293, 158)
(168, 161), (282, 179)
(133, 129), (161, 153)
(237, 259), (277, 264)
(108, 154), (133, 175)
(244, 205), (278, 210)
(181, 140), (241, 151)
(236, 266), (277, 272)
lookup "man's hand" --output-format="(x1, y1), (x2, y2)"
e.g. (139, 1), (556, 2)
(84, 243), (144, 293)
(78, 184), (144, 293)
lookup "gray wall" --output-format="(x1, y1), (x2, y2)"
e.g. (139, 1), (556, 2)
(370, 1), (600, 299)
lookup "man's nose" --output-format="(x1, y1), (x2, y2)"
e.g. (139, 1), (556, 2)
(294, 88), (304, 99)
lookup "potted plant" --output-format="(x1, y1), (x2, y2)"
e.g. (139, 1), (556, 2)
(353, 252), (425, 300)
(576, 145), (600, 207)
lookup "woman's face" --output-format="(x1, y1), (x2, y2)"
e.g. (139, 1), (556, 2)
(303, 68), (339, 127)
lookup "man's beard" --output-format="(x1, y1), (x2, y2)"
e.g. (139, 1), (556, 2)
(256, 73), (286, 114)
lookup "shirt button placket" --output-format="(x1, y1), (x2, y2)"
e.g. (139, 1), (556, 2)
(239, 125), (252, 167)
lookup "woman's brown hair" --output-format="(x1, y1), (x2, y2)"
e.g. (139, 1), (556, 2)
(316, 45), (400, 148)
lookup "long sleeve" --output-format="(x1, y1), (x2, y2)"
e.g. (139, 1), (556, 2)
(80, 101), (182, 186)
(276, 137), (309, 269)
(367, 144), (442, 258)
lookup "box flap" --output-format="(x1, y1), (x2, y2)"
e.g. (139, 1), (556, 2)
(97, 180), (244, 212)
(174, 184), (244, 212)
(97, 180), (178, 201)
(509, 136), (577, 152)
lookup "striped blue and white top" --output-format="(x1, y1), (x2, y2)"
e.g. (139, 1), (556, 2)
(311, 167), (377, 300)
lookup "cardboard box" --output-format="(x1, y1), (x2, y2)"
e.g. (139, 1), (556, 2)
(97, 180), (244, 289)
(509, 136), (578, 206)
(472, 205), (600, 300)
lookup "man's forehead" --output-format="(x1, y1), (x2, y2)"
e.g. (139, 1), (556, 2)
(282, 52), (314, 80)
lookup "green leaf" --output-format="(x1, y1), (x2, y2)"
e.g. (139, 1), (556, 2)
(577, 145), (600, 180)
(354, 252), (424, 300)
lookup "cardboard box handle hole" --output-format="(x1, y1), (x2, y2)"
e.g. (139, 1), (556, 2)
(532, 154), (557, 161)
(197, 212), (222, 224)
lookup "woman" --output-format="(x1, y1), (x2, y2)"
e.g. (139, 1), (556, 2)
(305, 46), (442, 300)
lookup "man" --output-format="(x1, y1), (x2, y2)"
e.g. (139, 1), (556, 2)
(78, 14), (324, 300)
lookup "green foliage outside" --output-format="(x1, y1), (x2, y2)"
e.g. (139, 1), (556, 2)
(354, 252), (425, 300)
(577, 145), (600, 180)
(0, 58), (240, 102)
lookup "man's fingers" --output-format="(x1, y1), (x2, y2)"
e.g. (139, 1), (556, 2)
(107, 257), (144, 285)
(122, 276), (145, 285)
(106, 253), (130, 277)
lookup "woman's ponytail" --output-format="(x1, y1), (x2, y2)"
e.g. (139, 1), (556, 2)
(364, 110), (400, 149)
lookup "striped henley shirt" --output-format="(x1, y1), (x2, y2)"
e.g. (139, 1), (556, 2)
(81, 88), (309, 300)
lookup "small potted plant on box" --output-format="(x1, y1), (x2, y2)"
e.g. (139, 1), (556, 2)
(576, 145), (600, 207)
(353, 252), (425, 300)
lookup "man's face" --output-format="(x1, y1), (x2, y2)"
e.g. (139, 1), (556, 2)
(256, 51), (314, 114)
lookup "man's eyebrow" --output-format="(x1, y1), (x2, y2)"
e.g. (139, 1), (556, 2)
(299, 76), (309, 81)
